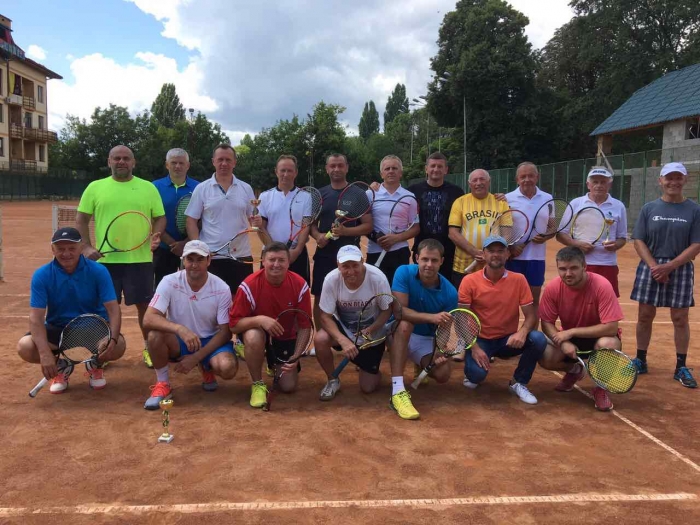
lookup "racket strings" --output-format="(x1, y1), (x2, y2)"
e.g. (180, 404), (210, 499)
(587, 351), (637, 394)
(571, 208), (605, 242)
(273, 309), (314, 361)
(490, 211), (528, 244)
(357, 294), (401, 347)
(105, 212), (152, 251)
(228, 229), (272, 262)
(534, 199), (572, 236)
(389, 198), (419, 233)
(60, 315), (111, 362)
(175, 195), (191, 235)
(291, 188), (323, 228)
(436, 313), (480, 355)
(338, 184), (372, 219)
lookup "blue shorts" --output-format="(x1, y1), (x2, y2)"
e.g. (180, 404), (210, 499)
(505, 259), (545, 287)
(177, 336), (235, 370)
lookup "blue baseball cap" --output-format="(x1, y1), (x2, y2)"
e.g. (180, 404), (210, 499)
(483, 235), (508, 249)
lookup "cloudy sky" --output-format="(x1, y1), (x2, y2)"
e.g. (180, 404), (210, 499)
(6, 0), (575, 143)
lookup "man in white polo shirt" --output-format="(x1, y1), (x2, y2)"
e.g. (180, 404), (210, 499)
(367, 155), (419, 286)
(185, 143), (256, 293)
(142, 240), (237, 410)
(505, 162), (553, 306)
(251, 154), (311, 283)
(557, 166), (628, 297)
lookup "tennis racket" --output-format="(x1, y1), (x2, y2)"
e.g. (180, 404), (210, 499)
(29, 314), (111, 398)
(326, 182), (374, 240)
(263, 308), (314, 411)
(331, 293), (402, 378)
(411, 308), (481, 390)
(570, 206), (606, 244)
(175, 193), (192, 236)
(373, 195), (419, 267)
(521, 198), (573, 246)
(210, 227), (272, 264)
(577, 348), (637, 394)
(287, 187), (323, 248)
(96, 211), (153, 255)
(464, 209), (530, 273)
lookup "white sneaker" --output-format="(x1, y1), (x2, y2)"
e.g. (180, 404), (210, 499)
(49, 369), (72, 394)
(308, 347), (316, 356)
(319, 378), (340, 401)
(509, 382), (538, 405)
(462, 377), (479, 389)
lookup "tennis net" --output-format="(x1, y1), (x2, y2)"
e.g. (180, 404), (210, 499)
(52, 205), (95, 245)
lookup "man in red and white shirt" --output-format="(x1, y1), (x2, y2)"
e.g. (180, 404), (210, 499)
(230, 241), (312, 408)
(142, 240), (236, 410)
(539, 246), (624, 412)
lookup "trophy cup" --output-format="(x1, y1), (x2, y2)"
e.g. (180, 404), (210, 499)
(250, 198), (261, 217)
(326, 210), (348, 240)
(603, 212), (615, 243)
(158, 399), (174, 443)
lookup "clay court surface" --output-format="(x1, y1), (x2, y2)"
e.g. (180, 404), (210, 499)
(0, 200), (699, 524)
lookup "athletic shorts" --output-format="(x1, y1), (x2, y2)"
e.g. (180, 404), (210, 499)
(505, 259), (545, 287)
(330, 317), (384, 374)
(562, 336), (621, 363)
(289, 247), (310, 285)
(586, 265), (620, 297)
(631, 259), (694, 308)
(312, 256), (338, 296)
(177, 335), (235, 371)
(366, 247), (411, 287)
(105, 262), (154, 306)
(265, 338), (302, 372)
(153, 248), (182, 287)
(407, 333), (434, 365)
(24, 324), (62, 350)
(209, 258), (254, 296)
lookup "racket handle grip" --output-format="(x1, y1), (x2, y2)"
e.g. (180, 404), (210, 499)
(464, 260), (478, 274)
(332, 357), (350, 378)
(325, 231), (339, 241)
(374, 250), (388, 268)
(411, 369), (429, 390)
(29, 377), (49, 398)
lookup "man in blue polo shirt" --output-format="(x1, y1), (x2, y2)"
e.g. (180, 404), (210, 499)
(392, 239), (459, 385)
(151, 148), (200, 287)
(17, 228), (126, 394)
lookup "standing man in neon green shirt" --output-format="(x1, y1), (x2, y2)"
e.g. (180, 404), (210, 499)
(76, 145), (166, 367)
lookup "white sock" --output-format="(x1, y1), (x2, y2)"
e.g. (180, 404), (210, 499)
(391, 376), (405, 395)
(155, 366), (169, 384)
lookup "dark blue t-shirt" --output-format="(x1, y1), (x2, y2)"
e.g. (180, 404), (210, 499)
(30, 256), (117, 327)
(315, 184), (363, 259)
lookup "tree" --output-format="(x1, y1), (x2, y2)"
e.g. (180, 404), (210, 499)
(427, 0), (550, 169)
(358, 101), (380, 140)
(384, 83), (409, 129)
(151, 83), (186, 128)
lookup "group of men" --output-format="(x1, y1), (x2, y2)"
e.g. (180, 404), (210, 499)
(18, 142), (699, 420)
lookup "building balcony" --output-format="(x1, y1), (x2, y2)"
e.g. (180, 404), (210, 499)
(5, 94), (23, 106)
(9, 159), (38, 171)
(24, 128), (58, 143)
(23, 96), (36, 110)
(9, 123), (23, 139)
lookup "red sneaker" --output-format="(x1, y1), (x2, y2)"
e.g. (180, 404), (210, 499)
(144, 381), (172, 410)
(593, 387), (613, 411)
(555, 363), (585, 392)
(201, 368), (218, 392)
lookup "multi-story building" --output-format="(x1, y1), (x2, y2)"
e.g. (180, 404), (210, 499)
(0, 13), (62, 172)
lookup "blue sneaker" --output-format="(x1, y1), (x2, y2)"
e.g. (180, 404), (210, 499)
(674, 367), (697, 388)
(631, 358), (648, 374)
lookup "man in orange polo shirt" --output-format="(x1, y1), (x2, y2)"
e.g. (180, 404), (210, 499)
(458, 235), (547, 404)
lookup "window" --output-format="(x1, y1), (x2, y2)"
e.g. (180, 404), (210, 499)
(0, 70), (3, 96)
(24, 112), (32, 128)
(0, 103), (3, 123)
(38, 115), (44, 129)
(37, 85), (44, 103)
(39, 144), (45, 162)
(686, 118), (700, 140)
(0, 138), (4, 158)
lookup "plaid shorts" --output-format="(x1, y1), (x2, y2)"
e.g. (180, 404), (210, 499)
(631, 258), (695, 308)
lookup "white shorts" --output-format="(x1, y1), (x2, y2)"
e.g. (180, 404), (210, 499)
(408, 333), (434, 365)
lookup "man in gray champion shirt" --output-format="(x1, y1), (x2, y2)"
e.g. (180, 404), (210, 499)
(630, 162), (700, 388)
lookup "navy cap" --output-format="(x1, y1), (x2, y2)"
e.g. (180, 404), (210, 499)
(51, 227), (82, 244)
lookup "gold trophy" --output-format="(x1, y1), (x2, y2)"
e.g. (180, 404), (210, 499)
(604, 212), (615, 243)
(325, 210), (348, 240)
(158, 399), (174, 443)
(250, 198), (261, 217)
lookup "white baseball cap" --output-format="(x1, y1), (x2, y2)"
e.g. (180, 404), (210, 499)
(587, 167), (612, 179)
(660, 162), (687, 177)
(337, 245), (362, 263)
(182, 240), (210, 257)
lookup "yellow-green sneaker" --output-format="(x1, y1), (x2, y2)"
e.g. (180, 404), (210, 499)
(142, 348), (154, 369)
(234, 342), (245, 360)
(390, 390), (420, 420)
(250, 381), (268, 408)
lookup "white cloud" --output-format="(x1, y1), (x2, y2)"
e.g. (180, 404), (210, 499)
(509, 0), (575, 48)
(27, 45), (47, 60)
(47, 52), (217, 131)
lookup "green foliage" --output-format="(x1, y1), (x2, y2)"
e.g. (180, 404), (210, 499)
(150, 83), (186, 128)
(384, 84), (409, 129)
(358, 101), (380, 140)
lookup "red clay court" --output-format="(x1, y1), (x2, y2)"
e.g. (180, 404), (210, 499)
(0, 201), (698, 524)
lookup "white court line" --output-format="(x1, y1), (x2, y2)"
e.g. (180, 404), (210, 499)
(0, 315), (139, 319)
(0, 493), (695, 517)
(553, 371), (700, 474)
